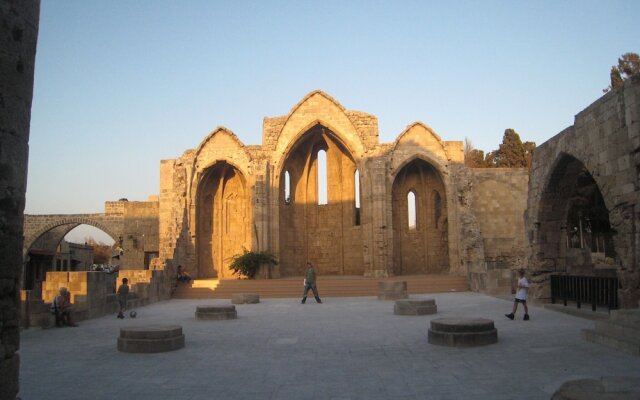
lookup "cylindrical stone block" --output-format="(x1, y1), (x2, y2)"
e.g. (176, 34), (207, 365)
(117, 325), (185, 353)
(378, 281), (408, 300)
(231, 293), (260, 304)
(195, 305), (237, 320)
(428, 318), (498, 347)
(394, 299), (437, 315)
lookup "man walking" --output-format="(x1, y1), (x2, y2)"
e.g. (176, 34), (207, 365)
(301, 262), (322, 304)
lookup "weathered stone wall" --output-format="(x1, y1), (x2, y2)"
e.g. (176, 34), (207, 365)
(472, 168), (529, 293)
(0, 1), (40, 398)
(120, 199), (159, 269)
(450, 164), (487, 290)
(526, 76), (640, 307)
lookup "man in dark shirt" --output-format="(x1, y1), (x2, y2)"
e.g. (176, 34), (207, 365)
(301, 262), (322, 304)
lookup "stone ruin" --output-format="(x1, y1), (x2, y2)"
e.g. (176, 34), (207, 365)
(159, 90), (529, 295)
(3, 2), (640, 394)
(526, 76), (640, 308)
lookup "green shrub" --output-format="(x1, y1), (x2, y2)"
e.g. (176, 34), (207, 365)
(229, 249), (278, 279)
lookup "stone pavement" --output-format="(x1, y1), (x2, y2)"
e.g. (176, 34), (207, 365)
(18, 293), (640, 400)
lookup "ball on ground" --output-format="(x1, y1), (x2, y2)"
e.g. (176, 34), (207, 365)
(129, 311), (137, 318)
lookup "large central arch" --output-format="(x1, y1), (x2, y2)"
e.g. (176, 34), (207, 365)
(392, 158), (449, 275)
(196, 162), (250, 278)
(536, 153), (615, 277)
(278, 124), (363, 276)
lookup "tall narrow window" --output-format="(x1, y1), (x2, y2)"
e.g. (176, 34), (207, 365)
(284, 170), (291, 204)
(407, 191), (416, 229)
(354, 169), (361, 225)
(317, 150), (328, 205)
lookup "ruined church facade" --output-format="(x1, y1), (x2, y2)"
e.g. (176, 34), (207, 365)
(159, 91), (528, 291)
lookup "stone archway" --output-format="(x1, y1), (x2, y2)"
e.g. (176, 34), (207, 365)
(22, 218), (121, 291)
(535, 154), (615, 277)
(392, 158), (449, 275)
(196, 162), (249, 279)
(278, 124), (363, 276)
(24, 216), (120, 254)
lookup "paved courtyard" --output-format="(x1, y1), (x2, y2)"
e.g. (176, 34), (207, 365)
(19, 292), (640, 400)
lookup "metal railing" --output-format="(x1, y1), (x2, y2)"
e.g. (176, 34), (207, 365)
(550, 274), (618, 311)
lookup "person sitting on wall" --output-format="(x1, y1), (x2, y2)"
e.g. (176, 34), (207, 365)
(177, 265), (192, 283)
(50, 287), (78, 327)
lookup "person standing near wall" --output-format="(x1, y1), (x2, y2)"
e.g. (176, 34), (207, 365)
(505, 269), (530, 321)
(301, 262), (322, 304)
(117, 278), (130, 319)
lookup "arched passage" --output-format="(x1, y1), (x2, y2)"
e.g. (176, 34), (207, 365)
(23, 220), (119, 291)
(278, 124), (363, 276)
(196, 162), (250, 279)
(24, 216), (120, 253)
(392, 158), (449, 275)
(536, 154), (615, 276)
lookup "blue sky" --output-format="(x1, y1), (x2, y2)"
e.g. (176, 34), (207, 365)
(26, 1), (639, 242)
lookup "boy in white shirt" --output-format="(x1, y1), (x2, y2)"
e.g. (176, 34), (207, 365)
(505, 269), (530, 321)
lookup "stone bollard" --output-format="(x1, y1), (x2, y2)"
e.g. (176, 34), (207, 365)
(378, 281), (408, 300)
(231, 293), (260, 304)
(428, 318), (497, 347)
(394, 299), (437, 315)
(117, 325), (185, 353)
(195, 305), (237, 320)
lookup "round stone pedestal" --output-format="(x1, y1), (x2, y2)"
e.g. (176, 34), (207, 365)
(394, 299), (437, 315)
(231, 293), (260, 304)
(378, 281), (408, 300)
(428, 318), (497, 347)
(195, 305), (237, 320)
(117, 325), (185, 353)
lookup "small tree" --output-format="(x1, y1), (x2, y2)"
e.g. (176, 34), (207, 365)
(228, 249), (278, 279)
(604, 52), (640, 92)
(85, 236), (111, 264)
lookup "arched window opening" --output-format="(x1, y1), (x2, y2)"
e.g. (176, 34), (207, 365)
(407, 191), (417, 230)
(354, 169), (361, 226)
(317, 150), (328, 205)
(563, 167), (615, 257)
(284, 170), (291, 205)
(434, 191), (442, 228)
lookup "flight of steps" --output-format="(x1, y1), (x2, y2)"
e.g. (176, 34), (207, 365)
(172, 275), (469, 299)
(583, 309), (640, 356)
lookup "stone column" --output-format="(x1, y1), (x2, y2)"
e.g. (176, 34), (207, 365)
(365, 158), (390, 277)
(0, 1), (40, 399)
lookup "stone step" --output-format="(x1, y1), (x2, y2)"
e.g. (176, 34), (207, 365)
(173, 275), (469, 299)
(610, 309), (640, 323)
(582, 329), (640, 356)
(594, 319), (640, 345)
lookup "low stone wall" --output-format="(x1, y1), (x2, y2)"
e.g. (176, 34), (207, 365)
(21, 261), (175, 328)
